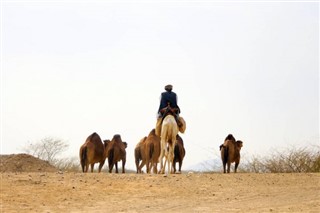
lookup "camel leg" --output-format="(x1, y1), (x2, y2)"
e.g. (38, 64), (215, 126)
(161, 147), (168, 174)
(164, 145), (171, 174)
(148, 162), (151, 174)
(153, 162), (158, 174)
(139, 160), (146, 173)
(135, 159), (140, 173)
(167, 148), (171, 175)
(163, 157), (168, 174)
(145, 159), (150, 173)
(168, 157), (172, 175)
(90, 163), (94, 173)
(109, 163), (114, 173)
(159, 139), (166, 174)
(158, 157), (162, 174)
(122, 159), (126, 173)
(168, 160), (171, 175)
(172, 159), (176, 174)
(227, 162), (231, 173)
(99, 160), (106, 172)
(98, 166), (101, 173)
(98, 163), (101, 173)
(235, 162), (239, 173)
(147, 159), (155, 174)
(81, 164), (85, 173)
(158, 152), (163, 174)
(163, 145), (170, 175)
(178, 159), (183, 174)
(159, 158), (164, 174)
(115, 162), (119, 173)
(222, 162), (226, 173)
(168, 145), (175, 174)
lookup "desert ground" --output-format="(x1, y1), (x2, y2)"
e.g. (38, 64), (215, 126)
(1, 154), (319, 213)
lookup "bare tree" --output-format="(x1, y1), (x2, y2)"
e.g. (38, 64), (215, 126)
(22, 137), (69, 166)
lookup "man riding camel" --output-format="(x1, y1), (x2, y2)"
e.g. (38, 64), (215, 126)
(155, 84), (186, 136)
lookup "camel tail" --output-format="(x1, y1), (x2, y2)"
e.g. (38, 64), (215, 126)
(108, 148), (114, 168)
(220, 145), (229, 165)
(80, 147), (87, 173)
(223, 147), (229, 165)
(134, 148), (141, 173)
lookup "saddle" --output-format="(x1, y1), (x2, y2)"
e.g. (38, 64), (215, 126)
(160, 104), (182, 127)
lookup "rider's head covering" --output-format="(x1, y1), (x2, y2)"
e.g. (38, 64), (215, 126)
(165, 84), (173, 91)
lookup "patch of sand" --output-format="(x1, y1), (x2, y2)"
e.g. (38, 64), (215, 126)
(1, 154), (319, 212)
(1, 172), (319, 212)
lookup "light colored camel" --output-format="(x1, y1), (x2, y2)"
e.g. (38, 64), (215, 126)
(159, 115), (179, 175)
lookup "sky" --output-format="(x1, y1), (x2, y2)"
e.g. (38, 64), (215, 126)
(1, 0), (319, 171)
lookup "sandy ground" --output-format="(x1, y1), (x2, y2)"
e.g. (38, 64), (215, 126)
(1, 172), (319, 213)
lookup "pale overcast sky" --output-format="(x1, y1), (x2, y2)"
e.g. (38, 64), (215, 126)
(1, 1), (319, 170)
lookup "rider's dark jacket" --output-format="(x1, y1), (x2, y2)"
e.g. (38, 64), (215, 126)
(158, 91), (181, 114)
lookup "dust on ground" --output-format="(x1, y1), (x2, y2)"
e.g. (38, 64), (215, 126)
(1, 154), (319, 213)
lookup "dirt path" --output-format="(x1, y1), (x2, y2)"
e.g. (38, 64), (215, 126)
(1, 172), (319, 212)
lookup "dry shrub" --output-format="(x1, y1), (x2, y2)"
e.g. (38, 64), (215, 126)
(241, 145), (320, 173)
(22, 137), (81, 172)
(54, 157), (81, 172)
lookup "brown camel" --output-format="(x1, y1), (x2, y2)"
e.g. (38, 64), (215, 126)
(79, 132), (108, 173)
